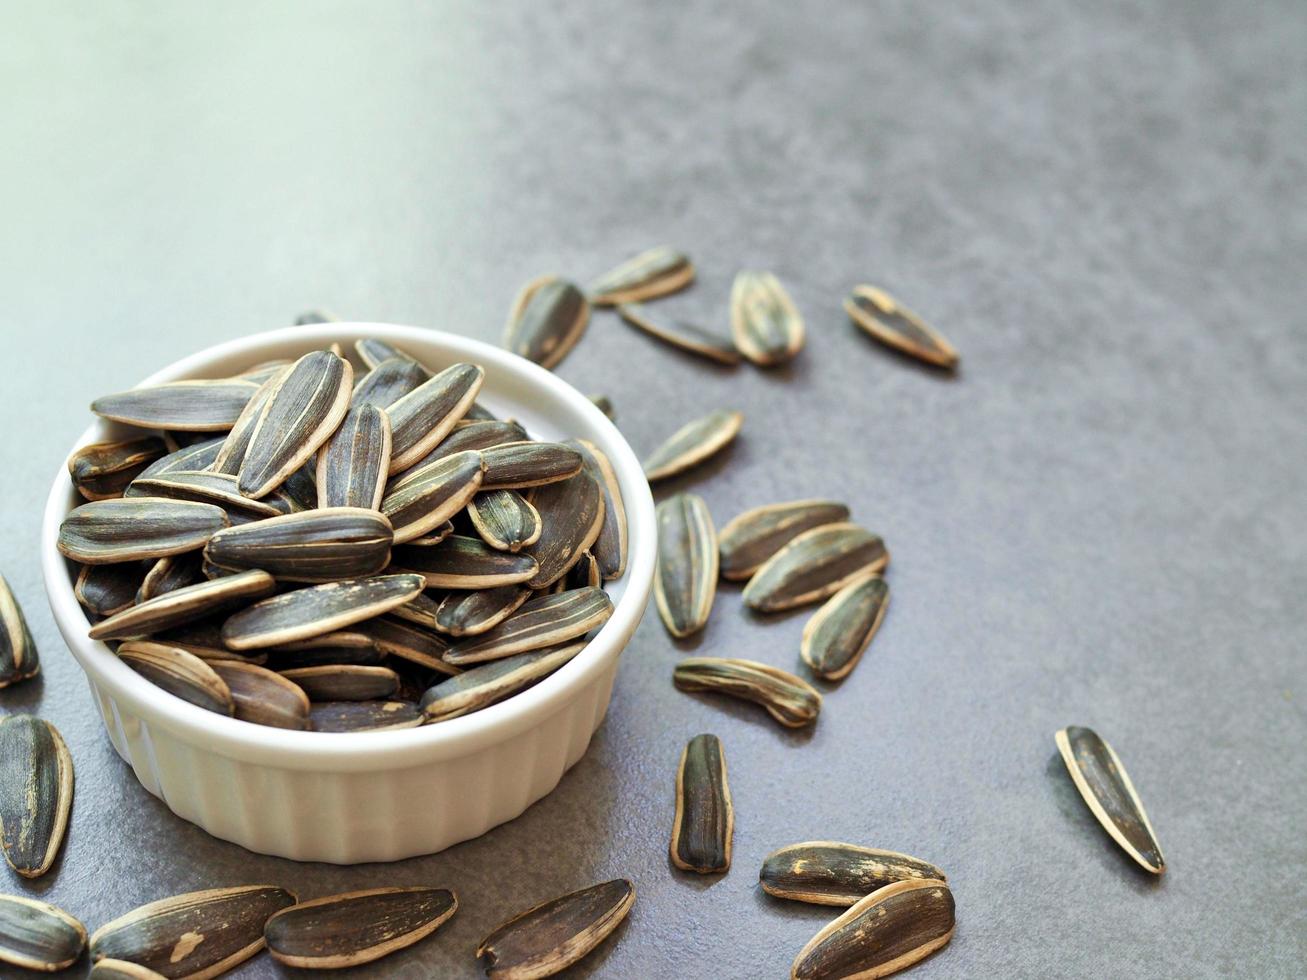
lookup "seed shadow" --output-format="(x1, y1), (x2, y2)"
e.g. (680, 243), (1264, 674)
(673, 689), (816, 747)
(1, 672), (46, 712)
(666, 857), (730, 892)
(743, 604), (812, 627)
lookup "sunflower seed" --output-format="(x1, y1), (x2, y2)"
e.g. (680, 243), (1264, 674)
(162, 430), (216, 452)
(204, 507), (393, 584)
(718, 500), (851, 581)
(117, 642), (235, 715)
(58, 498), (229, 564)
(503, 276), (590, 369)
(211, 368), (286, 475)
(0, 715), (73, 878)
(845, 286), (958, 369)
(433, 585), (531, 637)
(89, 885), (298, 978)
(0, 575), (39, 689)
(654, 493), (717, 638)
(406, 520), (455, 547)
(266, 644), (385, 670)
(479, 442), (584, 491)
(280, 665), (399, 702)
(445, 587), (612, 666)
(273, 629), (376, 652)
(134, 438), (226, 482)
(673, 657), (821, 728)
(90, 958), (168, 979)
(390, 591), (443, 629)
(643, 409), (743, 482)
(564, 439), (627, 581)
(241, 357), (293, 380)
(477, 879), (634, 980)
(381, 451), (485, 544)
(420, 641), (583, 722)
(385, 363), (485, 473)
(524, 472), (604, 589)
(209, 661), (310, 729)
(314, 403), (391, 509)
(565, 551), (601, 591)
(468, 490), (542, 552)
(669, 733), (732, 875)
(730, 270), (805, 366)
(263, 886), (457, 969)
(744, 524), (888, 613)
(68, 437), (168, 501)
(238, 350), (353, 499)
(761, 842), (947, 907)
(617, 302), (740, 365)
(136, 553), (204, 604)
(91, 378), (260, 431)
(588, 394), (615, 419)
(0, 895), (87, 972)
(801, 576), (889, 681)
(75, 562), (147, 618)
(400, 420), (528, 477)
(589, 246), (694, 306)
(88, 570), (276, 641)
(221, 573), (425, 650)
(1056, 725), (1165, 873)
(357, 616), (457, 674)
(308, 700), (423, 732)
(355, 338), (423, 371)
(352, 356), (429, 409)
(295, 309), (338, 325)
(392, 537), (538, 590)
(154, 621), (268, 665)
(127, 471), (286, 518)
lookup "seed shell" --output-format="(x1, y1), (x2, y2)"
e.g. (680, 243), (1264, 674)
(760, 842), (948, 907)
(801, 575), (889, 681)
(154, 621), (269, 665)
(356, 617), (457, 674)
(565, 551), (601, 591)
(617, 302), (740, 365)
(744, 523), (888, 613)
(445, 587), (612, 666)
(294, 309), (338, 325)
(127, 471), (285, 518)
(0, 894), (87, 972)
(265, 643), (385, 671)
(204, 507), (394, 584)
(89, 885), (298, 978)
(308, 700), (423, 733)
(421, 641), (584, 721)
(790, 879), (955, 980)
(210, 661), (311, 729)
(355, 338), (421, 370)
(433, 585), (531, 637)
(117, 642), (235, 715)
(390, 591), (443, 630)
(386, 363), (485, 473)
(643, 409), (743, 482)
(136, 553), (205, 604)
(845, 285), (958, 369)
(392, 537), (538, 590)
(477, 878), (635, 980)
(133, 438), (226, 482)
(221, 573), (425, 650)
(68, 437), (168, 500)
(400, 419), (528, 474)
(316, 403), (392, 509)
(524, 471), (604, 588)
(673, 657), (821, 728)
(654, 493), (717, 638)
(90, 960), (168, 979)
(718, 500), (851, 581)
(671, 733), (733, 874)
(280, 665), (400, 702)
(91, 378), (260, 431)
(479, 442), (584, 491)
(1056, 725), (1165, 874)
(352, 356), (429, 410)
(469, 489), (542, 552)
(406, 520), (455, 547)
(381, 451), (485, 544)
(210, 368), (285, 475)
(88, 570), (276, 641)
(503, 275), (590, 370)
(564, 439), (627, 580)
(730, 270), (805, 366)
(589, 246), (694, 306)
(0, 715), (73, 878)
(58, 498), (229, 564)
(1, 573), (42, 687)
(75, 562), (147, 618)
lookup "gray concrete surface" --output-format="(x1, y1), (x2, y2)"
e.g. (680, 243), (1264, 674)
(2, 1), (1305, 977)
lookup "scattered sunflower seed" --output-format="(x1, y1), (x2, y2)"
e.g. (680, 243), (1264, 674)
(524, 472), (604, 589)
(433, 585), (531, 637)
(654, 493), (717, 638)
(91, 378), (260, 431)
(58, 498), (229, 564)
(87, 570), (276, 641)
(117, 642), (235, 716)
(617, 302), (740, 365)
(479, 442), (584, 491)
(444, 587), (612, 666)
(0, 573), (42, 687)
(381, 451), (485, 544)
(730, 270), (805, 366)
(565, 439), (627, 580)
(136, 553), (204, 604)
(280, 665), (400, 702)
(503, 276), (590, 370)
(204, 508), (394, 583)
(642, 409), (743, 482)
(316, 403), (391, 509)
(743, 523), (888, 613)
(68, 437), (168, 501)
(468, 490), (542, 552)
(295, 309), (338, 325)
(845, 285), (958, 369)
(673, 657), (821, 728)
(392, 537), (538, 590)
(760, 842), (947, 907)
(0, 715), (73, 878)
(75, 561), (147, 618)
(671, 733), (733, 874)
(718, 500), (851, 581)
(0, 894), (87, 973)
(801, 575), (889, 681)
(385, 363), (485, 473)
(356, 617), (456, 674)
(308, 700), (423, 733)
(589, 245), (694, 306)
(588, 394), (615, 419)
(421, 642), (583, 722)
(352, 356), (429, 410)
(210, 661), (311, 729)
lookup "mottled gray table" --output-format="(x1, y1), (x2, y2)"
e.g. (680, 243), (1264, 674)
(2, 2), (1305, 977)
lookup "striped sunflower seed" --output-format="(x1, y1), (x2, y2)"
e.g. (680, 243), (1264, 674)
(210, 662), (311, 729)
(58, 498), (229, 564)
(801, 575), (889, 681)
(673, 657), (821, 728)
(468, 490), (542, 552)
(406, 520), (455, 547)
(642, 409), (743, 482)
(444, 587), (612, 666)
(87, 569), (276, 641)
(791, 879), (955, 980)
(390, 591), (443, 630)
(420, 642), (583, 722)
(127, 471), (286, 518)
(617, 302), (740, 365)
(392, 537), (538, 590)
(205, 507), (394, 583)
(400, 419), (527, 474)
(654, 493), (717, 638)
(68, 437), (168, 501)
(381, 451), (485, 544)
(588, 245), (694, 306)
(273, 628), (377, 652)
(76, 562), (147, 618)
(0, 573), (42, 687)
(316, 403), (391, 509)
(478, 879), (634, 980)
(718, 500), (851, 581)
(117, 642), (235, 716)
(294, 309), (337, 325)
(154, 621), (268, 665)
(133, 437), (225, 482)
(211, 368), (285, 475)
(760, 843), (947, 907)
(90, 959), (168, 978)
(264, 887), (457, 969)
(503, 276), (590, 370)
(671, 733), (733, 874)
(0, 895), (87, 973)
(355, 338), (420, 370)
(385, 363), (485, 473)
(352, 356), (429, 410)
(136, 553), (204, 604)
(161, 431), (215, 452)
(433, 585), (531, 637)
(280, 665), (400, 702)
(565, 439), (627, 580)
(221, 573), (425, 650)
(0, 715), (73, 878)
(308, 700), (423, 733)
(240, 357), (293, 380)
(89, 885), (298, 978)
(743, 523), (888, 613)
(479, 442), (584, 491)
(845, 285), (958, 369)
(524, 471), (604, 588)
(239, 350), (353, 499)
(1056, 725), (1165, 874)
(356, 617), (457, 674)
(730, 270), (805, 366)
(588, 393), (615, 419)
(91, 378), (260, 431)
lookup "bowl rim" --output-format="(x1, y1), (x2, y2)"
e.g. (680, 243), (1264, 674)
(41, 323), (656, 772)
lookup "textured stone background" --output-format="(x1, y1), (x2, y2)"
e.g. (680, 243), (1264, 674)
(2, 1), (1305, 977)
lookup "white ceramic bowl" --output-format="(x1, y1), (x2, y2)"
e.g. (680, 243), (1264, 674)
(41, 324), (656, 863)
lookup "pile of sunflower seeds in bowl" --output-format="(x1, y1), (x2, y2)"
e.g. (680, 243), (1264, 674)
(57, 340), (628, 733)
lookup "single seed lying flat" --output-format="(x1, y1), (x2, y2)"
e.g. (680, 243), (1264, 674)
(58, 498), (229, 564)
(90, 958), (168, 978)
(718, 500), (852, 581)
(210, 661), (311, 729)
(643, 409), (743, 482)
(392, 537), (538, 590)
(134, 438), (225, 482)
(673, 657), (821, 728)
(239, 350), (353, 499)
(654, 493), (717, 638)
(264, 886), (457, 969)
(352, 356), (429, 409)
(671, 733), (733, 874)
(309, 700), (423, 732)
(205, 508), (394, 583)
(90, 885), (298, 978)
(801, 575), (889, 681)
(433, 585), (531, 637)
(76, 562), (147, 617)
(617, 302), (741, 365)
(88, 570), (276, 641)
(1056, 725), (1165, 874)
(744, 523), (888, 613)
(68, 437), (168, 501)
(91, 378), (260, 431)
(1, 573), (42, 687)
(478, 879), (634, 980)
(588, 393), (615, 419)
(588, 245), (694, 305)
(136, 553), (204, 604)
(845, 285), (958, 369)
(211, 368), (285, 475)
(565, 439), (627, 580)
(0, 715), (73, 878)
(381, 451), (485, 544)
(386, 363), (485, 473)
(280, 665), (399, 702)
(356, 617), (457, 674)
(445, 588), (612, 665)
(524, 471), (604, 588)
(317, 403), (392, 509)
(421, 642), (584, 721)
(221, 574), (425, 650)
(760, 842), (947, 906)
(503, 276), (590, 370)
(731, 270), (805, 366)
(401, 419), (528, 474)
(127, 471), (285, 518)
(791, 879), (955, 980)
(0, 894), (87, 972)
(117, 642), (235, 716)
(469, 490), (542, 552)
(479, 442), (584, 491)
